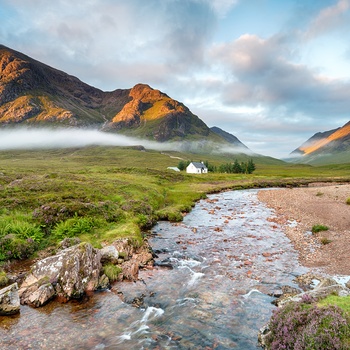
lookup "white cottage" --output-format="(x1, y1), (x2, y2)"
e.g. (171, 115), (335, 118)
(186, 162), (208, 174)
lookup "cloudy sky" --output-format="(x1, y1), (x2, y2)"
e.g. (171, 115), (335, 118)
(1, 0), (350, 158)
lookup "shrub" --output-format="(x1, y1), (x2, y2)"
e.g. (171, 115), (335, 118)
(266, 302), (350, 350)
(0, 234), (38, 260)
(52, 216), (99, 240)
(102, 263), (122, 282)
(346, 198), (350, 205)
(312, 224), (329, 234)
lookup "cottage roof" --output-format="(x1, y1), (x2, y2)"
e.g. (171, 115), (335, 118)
(189, 162), (207, 169)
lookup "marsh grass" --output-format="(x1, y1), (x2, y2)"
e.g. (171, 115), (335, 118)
(0, 146), (349, 261)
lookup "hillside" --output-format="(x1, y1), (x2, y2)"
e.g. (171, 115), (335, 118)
(0, 45), (252, 153)
(103, 83), (219, 142)
(0, 45), (130, 126)
(289, 121), (350, 164)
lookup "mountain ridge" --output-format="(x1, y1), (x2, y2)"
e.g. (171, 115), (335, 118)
(0, 44), (249, 151)
(289, 121), (350, 164)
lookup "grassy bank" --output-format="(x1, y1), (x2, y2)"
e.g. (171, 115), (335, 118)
(0, 146), (349, 262)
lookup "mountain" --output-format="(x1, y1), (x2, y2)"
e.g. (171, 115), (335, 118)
(0, 45), (132, 126)
(102, 83), (214, 142)
(289, 121), (350, 164)
(210, 126), (249, 149)
(0, 44), (251, 152)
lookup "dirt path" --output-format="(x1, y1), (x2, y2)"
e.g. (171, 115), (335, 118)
(258, 183), (350, 275)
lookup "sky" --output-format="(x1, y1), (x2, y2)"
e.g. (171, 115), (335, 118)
(1, 0), (350, 158)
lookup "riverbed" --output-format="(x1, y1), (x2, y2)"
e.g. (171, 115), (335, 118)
(0, 189), (308, 349)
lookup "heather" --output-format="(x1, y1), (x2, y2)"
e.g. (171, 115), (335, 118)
(265, 299), (350, 350)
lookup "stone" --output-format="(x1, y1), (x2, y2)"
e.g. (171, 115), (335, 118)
(100, 246), (119, 264)
(27, 283), (55, 307)
(112, 239), (135, 260)
(0, 283), (20, 315)
(58, 237), (81, 250)
(98, 274), (110, 290)
(19, 242), (101, 307)
(121, 260), (139, 281)
(277, 278), (350, 307)
(258, 323), (270, 349)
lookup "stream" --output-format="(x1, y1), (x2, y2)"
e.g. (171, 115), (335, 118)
(0, 189), (308, 349)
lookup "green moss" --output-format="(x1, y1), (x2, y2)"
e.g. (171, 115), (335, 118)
(0, 270), (8, 287)
(102, 263), (122, 282)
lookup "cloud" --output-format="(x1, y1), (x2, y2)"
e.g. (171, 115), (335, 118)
(1, 0), (218, 91)
(305, 0), (350, 39)
(210, 32), (350, 121)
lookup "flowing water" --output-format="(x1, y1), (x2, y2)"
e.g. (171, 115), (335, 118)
(0, 189), (308, 349)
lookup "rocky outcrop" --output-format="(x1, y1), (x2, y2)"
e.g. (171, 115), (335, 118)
(0, 283), (20, 315)
(19, 242), (101, 307)
(276, 277), (350, 307)
(110, 238), (154, 281)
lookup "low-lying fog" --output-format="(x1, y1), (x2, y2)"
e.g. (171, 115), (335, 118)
(0, 127), (252, 155)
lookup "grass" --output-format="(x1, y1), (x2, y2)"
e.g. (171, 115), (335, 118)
(319, 295), (350, 314)
(320, 237), (332, 245)
(0, 145), (349, 262)
(102, 263), (122, 282)
(312, 224), (329, 234)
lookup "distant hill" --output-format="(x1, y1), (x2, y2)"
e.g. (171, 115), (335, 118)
(210, 126), (249, 149)
(288, 121), (350, 164)
(0, 44), (253, 152)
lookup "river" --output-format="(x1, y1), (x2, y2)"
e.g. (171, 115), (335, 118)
(0, 189), (308, 349)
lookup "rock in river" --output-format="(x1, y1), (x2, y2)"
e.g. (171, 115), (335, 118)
(19, 242), (101, 307)
(0, 283), (20, 315)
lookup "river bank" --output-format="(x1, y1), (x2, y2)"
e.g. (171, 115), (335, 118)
(258, 183), (350, 275)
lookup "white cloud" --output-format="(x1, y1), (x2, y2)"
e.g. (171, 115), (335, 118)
(305, 0), (350, 39)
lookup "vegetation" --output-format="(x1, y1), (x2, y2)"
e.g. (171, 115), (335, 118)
(102, 263), (122, 282)
(319, 295), (350, 315)
(0, 146), (349, 262)
(0, 269), (8, 287)
(178, 159), (256, 174)
(320, 237), (332, 245)
(312, 225), (329, 234)
(266, 298), (350, 349)
(346, 198), (350, 205)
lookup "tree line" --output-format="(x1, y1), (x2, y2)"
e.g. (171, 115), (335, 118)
(177, 159), (256, 174)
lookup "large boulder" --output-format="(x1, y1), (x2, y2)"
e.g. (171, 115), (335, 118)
(0, 283), (20, 315)
(19, 242), (101, 307)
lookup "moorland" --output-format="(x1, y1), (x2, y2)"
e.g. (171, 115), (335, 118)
(0, 145), (349, 263)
